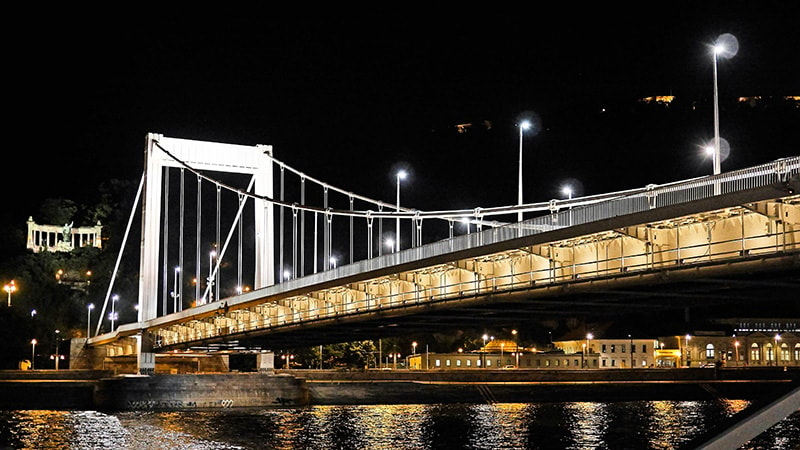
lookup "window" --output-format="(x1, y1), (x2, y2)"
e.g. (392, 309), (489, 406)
(477, 359), (482, 367)
(466, 360), (471, 367)
(621, 345), (626, 353)
(794, 344), (800, 362)
(706, 344), (715, 359)
(632, 345), (636, 353)
(602, 344), (607, 353)
(751, 343), (760, 361)
(456, 359), (462, 367)
(780, 344), (790, 362)
(574, 359), (579, 367)
(602, 359), (607, 367)
(766, 344), (775, 362)
(487, 359), (492, 367)
(545, 360), (550, 367)
(611, 359), (616, 367)
(642, 344), (647, 353)
(555, 359), (560, 366)
(435, 359), (441, 367)
(611, 344), (616, 353)
(536, 359), (542, 367)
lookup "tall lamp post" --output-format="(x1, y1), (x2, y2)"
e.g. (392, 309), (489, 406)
(586, 333), (593, 369)
(110, 294), (119, 331)
(396, 170), (406, 253)
(518, 121), (531, 222)
(710, 34), (737, 175)
(685, 334), (692, 367)
(31, 339), (37, 370)
(173, 266), (181, 312)
(482, 334), (488, 369)
(4, 280), (16, 307)
(87, 303), (94, 339)
(512, 329), (519, 368)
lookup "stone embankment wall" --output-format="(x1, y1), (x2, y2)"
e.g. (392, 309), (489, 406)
(94, 373), (308, 410)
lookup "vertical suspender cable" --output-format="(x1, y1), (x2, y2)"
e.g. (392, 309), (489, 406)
(216, 184), (221, 302)
(313, 211), (318, 274)
(195, 175), (201, 305)
(323, 186), (329, 270)
(366, 212), (373, 259)
(292, 205), (298, 279)
(238, 191), (243, 292)
(378, 204), (384, 256)
(300, 177), (306, 277)
(279, 165), (285, 281)
(178, 168), (184, 311)
(349, 195), (354, 264)
(161, 167), (169, 316)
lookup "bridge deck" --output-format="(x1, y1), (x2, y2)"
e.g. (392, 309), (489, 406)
(91, 158), (800, 353)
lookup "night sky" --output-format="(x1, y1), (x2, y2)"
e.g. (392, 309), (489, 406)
(7, 7), (799, 229)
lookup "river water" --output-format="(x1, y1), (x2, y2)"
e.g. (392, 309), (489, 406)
(1, 400), (798, 449)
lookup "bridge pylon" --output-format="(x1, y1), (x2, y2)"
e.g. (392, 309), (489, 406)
(137, 133), (274, 374)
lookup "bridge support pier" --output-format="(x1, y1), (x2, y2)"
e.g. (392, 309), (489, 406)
(137, 332), (156, 375)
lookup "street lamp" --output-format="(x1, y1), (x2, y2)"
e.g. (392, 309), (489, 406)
(734, 340), (740, 366)
(412, 341), (417, 355)
(385, 238), (395, 254)
(685, 334), (692, 367)
(4, 280), (16, 307)
(173, 266), (181, 312)
(586, 333), (593, 368)
(31, 339), (37, 370)
(710, 34), (737, 175)
(775, 334), (781, 366)
(87, 303), (94, 339)
(512, 329), (519, 368)
(482, 334), (489, 368)
(110, 294), (119, 331)
(396, 170), (406, 253)
(53, 329), (61, 370)
(330, 257), (337, 269)
(562, 185), (573, 200)
(518, 120), (532, 222)
(208, 251), (217, 302)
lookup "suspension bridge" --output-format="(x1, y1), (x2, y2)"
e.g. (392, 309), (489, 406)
(84, 134), (800, 374)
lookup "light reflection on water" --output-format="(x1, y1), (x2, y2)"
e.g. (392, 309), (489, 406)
(1, 400), (798, 450)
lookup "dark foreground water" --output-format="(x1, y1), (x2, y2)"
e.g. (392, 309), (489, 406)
(1, 400), (798, 450)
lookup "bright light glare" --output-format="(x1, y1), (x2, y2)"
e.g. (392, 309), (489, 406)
(562, 186), (573, 197)
(520, 121), (531, 130)
(88, 303), (94, 310)
(713, 44), (725, 55)
(397, 170), (407, 180)
(705, 146), (715, 156)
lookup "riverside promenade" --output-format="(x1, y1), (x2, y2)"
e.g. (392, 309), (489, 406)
(2, 367), (797, 410)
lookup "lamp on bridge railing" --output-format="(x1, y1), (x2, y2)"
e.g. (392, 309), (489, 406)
(330, 257), (337, 269)
(518, 120), (532, 222)
(385, 238), (395, 254)
(87, 303), (94, 339)
(110, 294), (119, 331)
(396, 170), (407, 253)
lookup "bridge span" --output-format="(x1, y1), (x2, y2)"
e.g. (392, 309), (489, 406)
(88, 150), (800, 364)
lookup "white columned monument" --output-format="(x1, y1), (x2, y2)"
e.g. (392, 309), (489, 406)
(138, 133), (274, 374)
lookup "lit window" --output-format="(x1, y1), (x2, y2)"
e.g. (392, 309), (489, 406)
(435, 360), (441, 367)
(706, 344), (715, 359)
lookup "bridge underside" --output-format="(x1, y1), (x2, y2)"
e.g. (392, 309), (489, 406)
(94, 180), (800, 357)
(174, 254), (800, 352)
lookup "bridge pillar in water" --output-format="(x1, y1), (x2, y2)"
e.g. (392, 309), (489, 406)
(137, 332), (156, 375)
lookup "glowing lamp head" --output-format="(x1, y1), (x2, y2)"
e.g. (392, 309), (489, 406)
(520, 120), (531, 131)
(397, 170), (407, 180)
